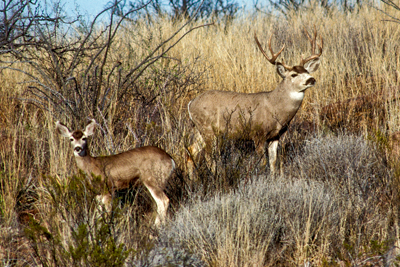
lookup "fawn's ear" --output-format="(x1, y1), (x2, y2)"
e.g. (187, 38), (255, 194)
(56, 121), (71, 138)
(84, 119), (97, 137)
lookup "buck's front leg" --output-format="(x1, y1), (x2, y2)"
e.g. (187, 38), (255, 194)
(268, 139), (279, 175)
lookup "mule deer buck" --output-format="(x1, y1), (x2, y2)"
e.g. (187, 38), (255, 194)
(56, 119), (175, 225)
(187, 28), (323, 175)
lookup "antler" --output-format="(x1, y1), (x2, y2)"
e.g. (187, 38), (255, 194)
(299, 26), (323, 67)
(254, 32), (293, 70)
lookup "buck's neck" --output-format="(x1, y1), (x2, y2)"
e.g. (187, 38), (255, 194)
(267, 81), (305, 123)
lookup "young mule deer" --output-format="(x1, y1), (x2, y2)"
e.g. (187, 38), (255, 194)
(56, 119), (175, 225)
(187, 28), (323, 175)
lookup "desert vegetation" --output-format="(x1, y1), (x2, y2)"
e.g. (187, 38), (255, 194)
(1, 0), (400, 266)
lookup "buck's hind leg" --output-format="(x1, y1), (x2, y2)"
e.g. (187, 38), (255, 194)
(186, 130), (206, 180)
(255, 138), (267, 169)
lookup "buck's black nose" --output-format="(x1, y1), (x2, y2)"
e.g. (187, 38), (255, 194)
(306, 77), (316, 86)
(74, 147), (82, 153)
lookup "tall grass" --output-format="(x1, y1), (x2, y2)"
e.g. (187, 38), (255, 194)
(1, 4), (400, 266)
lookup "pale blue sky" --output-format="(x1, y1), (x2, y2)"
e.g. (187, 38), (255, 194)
(62, 0), (252, 18)
(63, 0), (110, 18)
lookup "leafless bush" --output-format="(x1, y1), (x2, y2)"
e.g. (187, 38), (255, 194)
(131, 242), (206, 266)
(156, 174), (390, 266)
(133, 0), (239, 22)
(0, 0), (212, 132)
(254, 0), (363, 17)
(153, 134), (395, 266)
(0, 0), (59, 54)
(287, 134), (391, 204)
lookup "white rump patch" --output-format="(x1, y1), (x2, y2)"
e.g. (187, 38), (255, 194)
(290, 91), (305, 101)
(171, 158), (176, 171)
(188, 100), (193, 121)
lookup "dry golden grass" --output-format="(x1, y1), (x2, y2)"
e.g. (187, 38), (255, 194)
(1, 4), (400, 266)
(121, 5), (400, 132)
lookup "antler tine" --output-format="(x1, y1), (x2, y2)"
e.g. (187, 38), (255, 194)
(254, 32), (290, 68)
(267, 35), (285, 64)
(303, 25), (316, 54)
(300, 26), (323, 67)
(254, 33), (276, 64)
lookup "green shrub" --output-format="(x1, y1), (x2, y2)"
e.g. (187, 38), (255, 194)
(24, 172), (133, 267)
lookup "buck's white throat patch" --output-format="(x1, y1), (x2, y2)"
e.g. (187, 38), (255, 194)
(290, 91), (305, 101)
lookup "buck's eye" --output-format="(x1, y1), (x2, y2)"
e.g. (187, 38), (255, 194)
(82, 137), (87, 141)
(69, 138), (74, 142)
(291, 73), (298, 78)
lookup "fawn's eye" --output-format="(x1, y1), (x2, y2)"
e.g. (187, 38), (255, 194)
(291, 73), (298, 78)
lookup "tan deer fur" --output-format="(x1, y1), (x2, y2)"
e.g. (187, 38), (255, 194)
(187, 28), (323, 175)
(56, 119), (175, 225)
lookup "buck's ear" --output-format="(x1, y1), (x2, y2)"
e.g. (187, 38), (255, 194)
(304, 58), (320, 73)
(84, 119), (97, 137)
(275, 62), (287, 78)
(56, 121), (71, 137)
